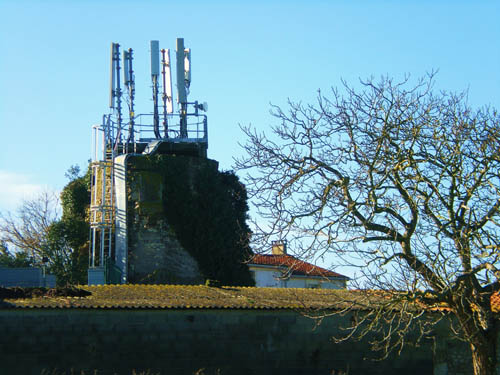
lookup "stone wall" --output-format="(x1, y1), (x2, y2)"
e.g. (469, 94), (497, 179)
(125, 155), (219, 284)
(0, 308), (433, 375)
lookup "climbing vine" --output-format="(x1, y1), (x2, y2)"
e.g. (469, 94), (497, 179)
(129, 154), (255, 286)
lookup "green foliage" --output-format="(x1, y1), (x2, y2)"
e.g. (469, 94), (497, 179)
(133, 155), (255, 286)
(45, 220), (88, 286)
(60, 167), (91, 221)
(46, 165), (91, 285)
(0, 242), (33, 268)
(64, 164), (81, 181)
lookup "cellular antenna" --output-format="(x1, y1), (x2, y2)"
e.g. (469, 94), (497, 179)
(184, 48), (191, 91)
(110, 43), (123, 145)
(161, 48), (173, 138)
(151, 40), (161, 139)
(123, 48), (135, 147)
(109, 43), (116, 109)
(176, 38), (188, 138)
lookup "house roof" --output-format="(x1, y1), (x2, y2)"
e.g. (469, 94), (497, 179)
(248, 254), (349, 280)
(492, 293), (500, 312)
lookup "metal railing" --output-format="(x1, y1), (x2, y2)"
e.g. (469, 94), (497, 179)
(92, 110), (208, 159)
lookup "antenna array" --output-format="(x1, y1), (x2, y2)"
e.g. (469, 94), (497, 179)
(104, 38), (205, 147)
(90, 38), (208, 285)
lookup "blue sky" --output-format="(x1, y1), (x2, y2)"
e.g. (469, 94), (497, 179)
(1, 1), (499, 244)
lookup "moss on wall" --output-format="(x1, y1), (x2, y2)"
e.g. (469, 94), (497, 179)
(126, 154), (255, 286)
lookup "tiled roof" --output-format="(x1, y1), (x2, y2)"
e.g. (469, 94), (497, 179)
(1, 285), (498, 313)
(249, 254), (348, 279)
(492, 293), (500, 312)
(0, 285), (385, 310)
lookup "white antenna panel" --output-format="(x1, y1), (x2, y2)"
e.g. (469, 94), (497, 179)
(109, 43), (118, 108)
(123, 50), (130, 86)
(184, 48), (191, 87)
(150, 40), (160, 76)
(176, 38), (187, 104)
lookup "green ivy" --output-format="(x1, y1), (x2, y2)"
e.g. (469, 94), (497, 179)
(60, 167), (91, 222)
(129, 155), (255, 287)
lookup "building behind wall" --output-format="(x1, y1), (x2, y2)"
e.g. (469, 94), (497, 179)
(248, 241), (349, 289)
(0, 267), (56, 287)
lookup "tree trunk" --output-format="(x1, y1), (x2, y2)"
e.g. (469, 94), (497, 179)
(468, 324), (497, 375)
(452, 286), (498, 375)
(470, 333), (497, 375)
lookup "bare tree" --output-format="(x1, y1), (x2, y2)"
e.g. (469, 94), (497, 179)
(0, 190), (86, 285)
(235, 74), (500, 375)
(0, 190), (60, 261)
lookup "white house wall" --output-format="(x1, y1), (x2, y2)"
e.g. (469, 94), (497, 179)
(252, 268), (283, 288)
(250, 267), (346, 289)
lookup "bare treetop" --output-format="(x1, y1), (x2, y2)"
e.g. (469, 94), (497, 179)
(236, 73), (500, 375)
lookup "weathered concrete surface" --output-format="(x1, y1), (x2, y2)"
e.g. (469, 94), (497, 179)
(0, 308), (433, 375)
(114, 155), (128, 283)
(128, 215), (203, 284)
(433, 327), (474, 375)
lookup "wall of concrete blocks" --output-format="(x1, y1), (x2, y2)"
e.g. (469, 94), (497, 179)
(0, 308), (434, 375)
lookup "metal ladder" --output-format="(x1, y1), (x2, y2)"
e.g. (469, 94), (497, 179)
(89, 120), (117, 272)
(89, 159), (114, 268)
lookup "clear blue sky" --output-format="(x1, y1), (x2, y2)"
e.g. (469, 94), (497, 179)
(1, 1), (499, 218)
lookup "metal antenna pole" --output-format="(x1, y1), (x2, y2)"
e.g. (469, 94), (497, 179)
(161, 49), (169, 138)
(109, 43), (116, 110)
(176, 38), (188, 138)
(152, 76), (160, 139)
(114, 44), (123, 148)
(151, 41), (161, 139)
(124, 48), (135, 147)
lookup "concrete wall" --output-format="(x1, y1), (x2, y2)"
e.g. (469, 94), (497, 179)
(431, 318), (500, 375)
(0, 267), (56, 288)
(0, 308), (433, 375)
(433, 336), (473, 375)
(114, 155), (128, 283)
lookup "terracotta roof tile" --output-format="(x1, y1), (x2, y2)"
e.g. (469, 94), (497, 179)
(249, 254), (348, 279)
(490, 293), (500, 313)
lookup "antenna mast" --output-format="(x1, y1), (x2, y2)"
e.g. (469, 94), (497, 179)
(123, 48), (135, 148)
(110, 43), (123, 145)
(176, 38), (189, 138)
(150, 41), (161, 139)
(161, 48), (173, 138)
